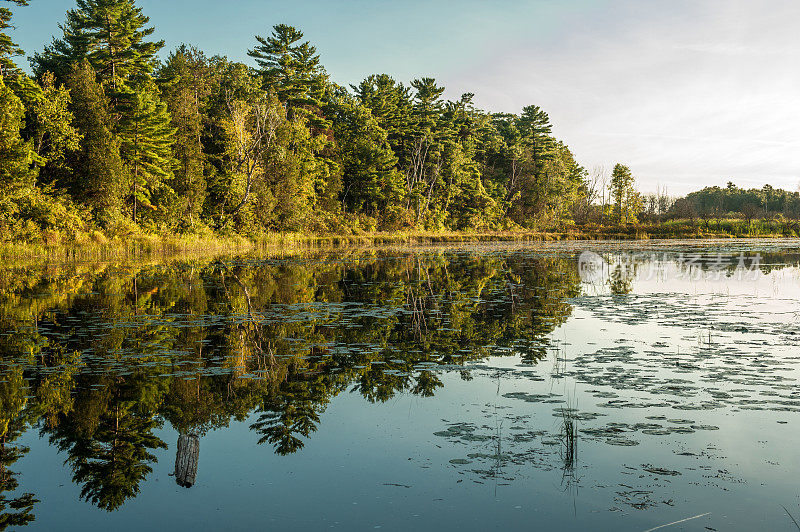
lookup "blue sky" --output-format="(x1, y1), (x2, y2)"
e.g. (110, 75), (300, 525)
(8, 0), (800, 194)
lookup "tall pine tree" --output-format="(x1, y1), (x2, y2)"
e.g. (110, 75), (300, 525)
(0, 0), (28, 79)
(118, 78), (176, 224)
(32, 0), (163, 88)
(66, 60), (127, 224)
(157, 45), (216, 227)
(37, 0), (176, 225)
(248, 24), (328, 125)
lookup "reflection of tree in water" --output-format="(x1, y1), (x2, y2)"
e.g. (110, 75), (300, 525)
(0, 365), (37, 530)
(252, 374), (325, 456)
(609, 262), (635, 295)
(47, 381), (167, 512)
(0, 250), (583, 512)
(596, 251), (800, 295)
(0, 437), (36, 531)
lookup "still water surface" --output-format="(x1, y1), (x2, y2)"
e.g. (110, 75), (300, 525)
(2, 241), (800, 531)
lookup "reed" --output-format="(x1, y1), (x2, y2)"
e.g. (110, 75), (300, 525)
(783, 505), (800, 530)
(558, 405), (578, 473)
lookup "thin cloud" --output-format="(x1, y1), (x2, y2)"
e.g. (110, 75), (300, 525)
(449, 0), (800, 194)
(671, 43), (800, 55)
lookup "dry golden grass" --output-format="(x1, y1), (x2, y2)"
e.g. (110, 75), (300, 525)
(2, 221), (796, 262)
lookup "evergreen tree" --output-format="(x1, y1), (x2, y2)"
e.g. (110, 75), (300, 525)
(117, 78), (176, 224)
(158, 45), (216, 227)
(0, 0), (47, 117)
(609, 163), (639, 224)
(515, 105), (554, 222)
(0, 0), (27, 79)
(517, 105), (553, 162)
(352, 74), (413, 160)
(248, 24), (327, 125)
(539, 141), (586, 223)
(66, 60), (127, 224)
(405, 77), (446, 225)
(324, 88), (404, 225)
(440, 95), (496, 229)
(33, 0), (163, 88)
(252, 379), (324, 456)
(410, 77), (445, 133)
(240, 30), (342, 230)
(49, 390), (166, 512)
(34, 0), (176, 228)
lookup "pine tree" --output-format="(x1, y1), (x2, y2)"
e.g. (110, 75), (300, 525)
(352, 74), (412, 140)
(158, 45), (215, 227)
(516, 105), (554, 220)
(245, 26), (343, 230)
(66, 60), (127, 223)
(248, 24), (327, 124)
(517, 105), (553, 159)
(440, 95), (496, 229)
(0, 1), (40, 108)
(324, 89), (403, 224)
(405, 77), (446, 225)
(609, 163), (639, 224)
(252, 380), (323, 456)
(0, 0), (27, 79)
(353, 74), (414, 206)
(34, 0), (175, 227)
(32, 0), (163, 88)
(117, 78), (176, 224)
(410, 77), (445, 134)
(48, 393), (166, 512)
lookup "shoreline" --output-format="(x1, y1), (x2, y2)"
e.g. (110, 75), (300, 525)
(3, 225), (799, 261)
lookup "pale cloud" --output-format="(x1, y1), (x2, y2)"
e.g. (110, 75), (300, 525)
(448, 0), (800, 194)
(669, 43), (800, 55)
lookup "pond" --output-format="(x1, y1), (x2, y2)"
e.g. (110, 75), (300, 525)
(2, 240), (800, 531)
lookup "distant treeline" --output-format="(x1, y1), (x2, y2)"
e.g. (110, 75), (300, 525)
(0, 0), (797, 244)
(670, 183), (800, 226)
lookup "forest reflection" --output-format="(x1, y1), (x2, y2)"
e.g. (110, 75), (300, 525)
(0, 251), (579, 518)
(0, 249), (787, 521)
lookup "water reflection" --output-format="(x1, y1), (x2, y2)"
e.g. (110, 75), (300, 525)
(0, 251), (580, 516)
(0, 365), (37, 530)
(0, 246), (798, 527)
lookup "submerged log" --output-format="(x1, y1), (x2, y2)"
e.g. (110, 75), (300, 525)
(175, 433), (200, 488)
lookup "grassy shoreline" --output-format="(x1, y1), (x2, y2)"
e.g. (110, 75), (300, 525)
(3, 220), (799, 261)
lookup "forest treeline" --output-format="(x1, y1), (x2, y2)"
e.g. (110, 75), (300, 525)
(1, 0), (799, 244)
